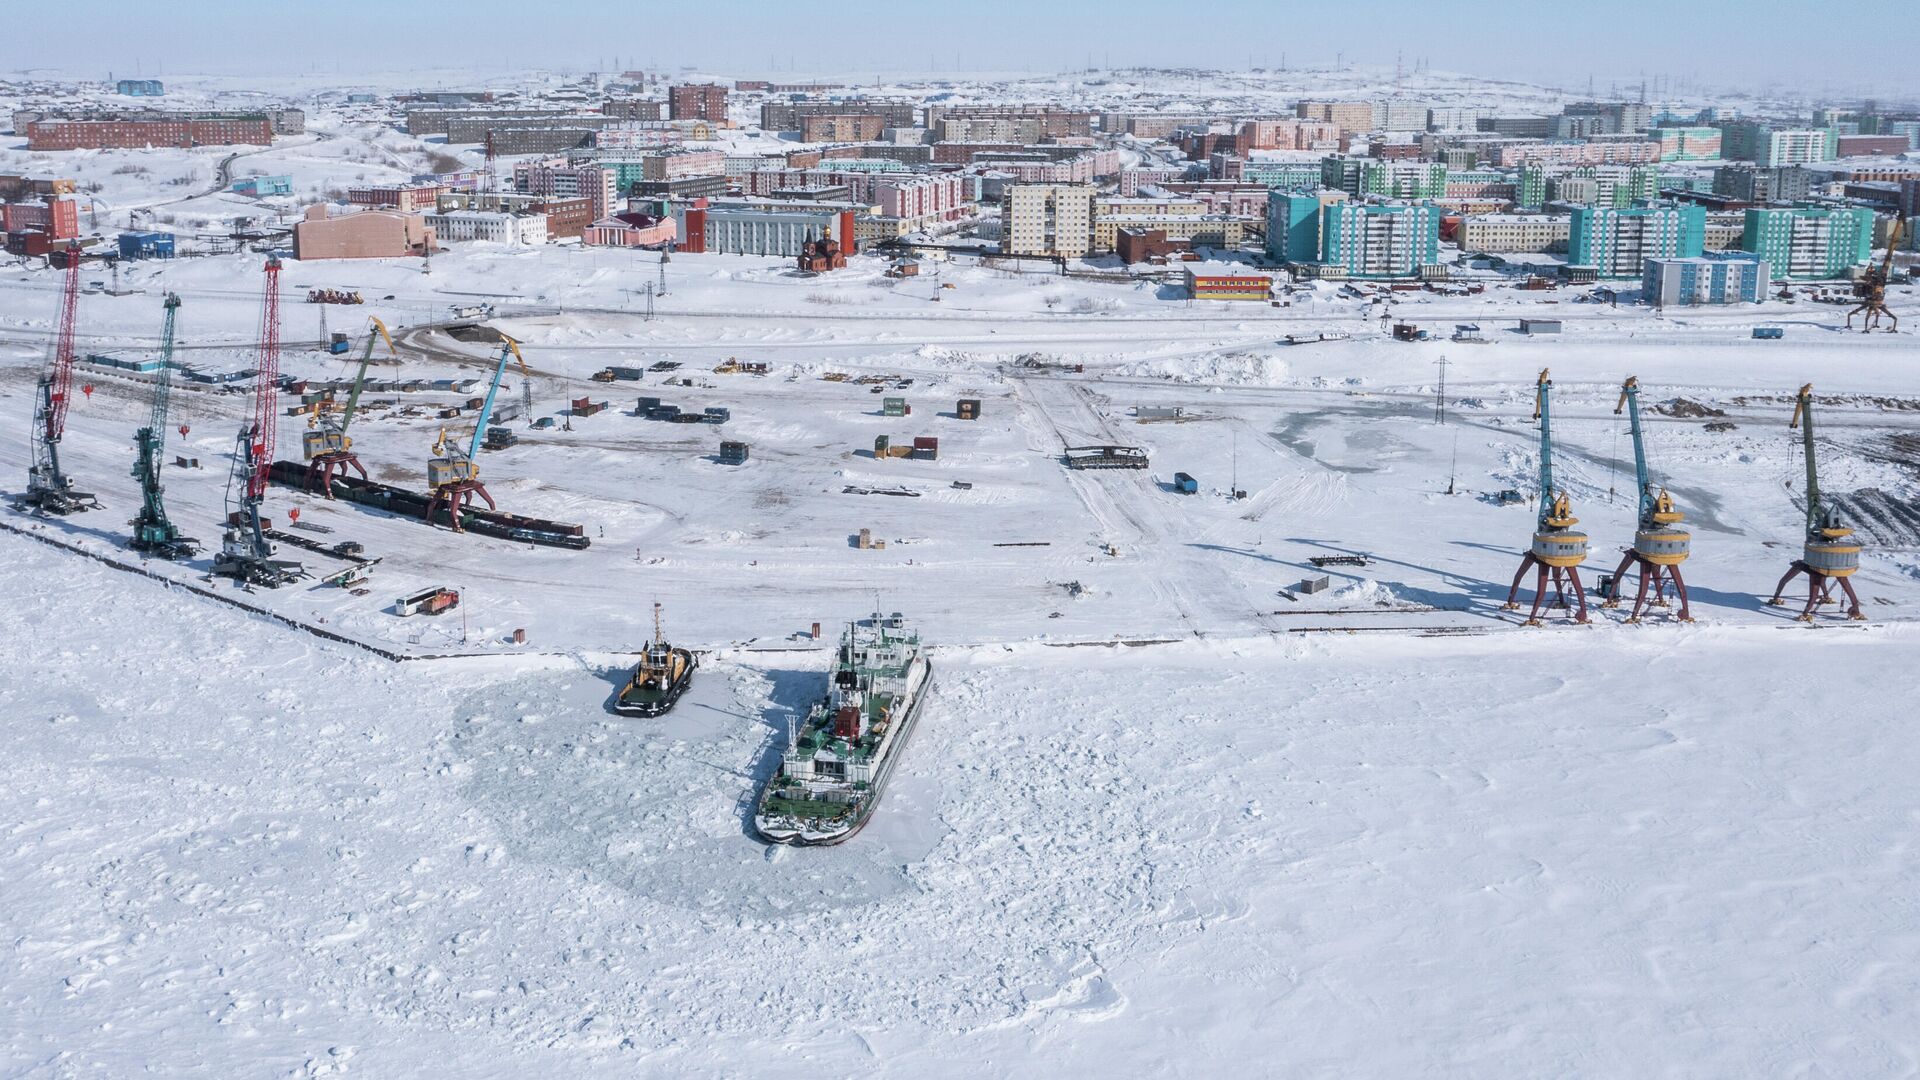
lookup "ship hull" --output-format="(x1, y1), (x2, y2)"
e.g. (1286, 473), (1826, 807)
(754, 660), (933, 846)
(611, 649), (698, 717)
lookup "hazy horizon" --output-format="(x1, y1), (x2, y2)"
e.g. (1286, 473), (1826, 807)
(5, 0), (1918, 104)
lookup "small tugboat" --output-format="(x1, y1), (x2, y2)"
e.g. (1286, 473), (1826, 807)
(612, 603), (697, 717)
(754, 612), (933, 846)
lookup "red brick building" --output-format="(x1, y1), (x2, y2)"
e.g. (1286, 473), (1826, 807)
(530, 196), (592, 240)
(669, 84), (728, 123)
(801, 114), (886, 142)
(27, 114), (274, 150)
(1, 197), (80, 240)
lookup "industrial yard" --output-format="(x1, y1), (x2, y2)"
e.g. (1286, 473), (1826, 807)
(4, 35), (1920, 1080)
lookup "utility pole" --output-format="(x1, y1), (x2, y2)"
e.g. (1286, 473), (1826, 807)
(1433, 354), (1450, 424)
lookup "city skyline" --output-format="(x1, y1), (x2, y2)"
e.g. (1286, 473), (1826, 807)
(5, 0), (1919, 101)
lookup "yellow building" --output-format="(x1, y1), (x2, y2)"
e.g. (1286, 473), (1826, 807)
(1002, 184), (1096, 258)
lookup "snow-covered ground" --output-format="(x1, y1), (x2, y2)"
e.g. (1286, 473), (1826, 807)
(4, 67), (1920, 1077)
(4, 535), (1919, 1076)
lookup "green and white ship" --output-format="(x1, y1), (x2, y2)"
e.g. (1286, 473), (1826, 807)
(753, 613), (933, 846)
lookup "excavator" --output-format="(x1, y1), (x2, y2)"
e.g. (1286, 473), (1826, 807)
(1768, 384), (1866, 620)
(129, 293), (197, 559)
(1846, 215), (1903, 333)
(426, 334), (527, 532)
(1602, 377), (1693, 622)
(302, 316), (395, 496)
(1502, 368), (1591, 626)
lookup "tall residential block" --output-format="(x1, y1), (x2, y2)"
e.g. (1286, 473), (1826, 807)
(1264, 191), (1333, 263)
(1568, 203), (1706, 278)
(1001, 184), (1095, 258)
(1320, 156), (1446, 200)
(1319, 202), (1440, 278)
(1654, 127), (1722, 161)
(669, 84), (728, 123)
(1740, 205), (1875, 279)
(1295, 101), (1374, 134)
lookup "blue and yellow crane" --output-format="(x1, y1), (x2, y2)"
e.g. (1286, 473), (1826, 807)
(1768, 383), (1866, 620)
(129, 292), (197, 559)
(1601, 376), (1693, 621)
(301, 316), (394, 497)
(425, 334), (526, 532)
(1502, 368), (1591, 625)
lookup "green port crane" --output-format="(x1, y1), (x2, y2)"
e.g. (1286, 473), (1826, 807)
(425, 334), (527, 532)
(1768, 384), (1865, 620)
(301, 316), (394, 496)
(129, 293), (197, 559)
(1601, 376), (1693, 621)
(1502, 368), (1591, 625)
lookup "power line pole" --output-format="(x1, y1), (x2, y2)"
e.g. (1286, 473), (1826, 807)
(1433, 354), (1450, 425)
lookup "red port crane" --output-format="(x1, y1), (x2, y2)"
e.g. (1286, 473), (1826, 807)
(22, 242), (100, 513)
(213, 257), (307, 587)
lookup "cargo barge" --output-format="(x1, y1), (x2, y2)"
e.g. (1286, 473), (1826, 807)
(267, 460), (590, 550)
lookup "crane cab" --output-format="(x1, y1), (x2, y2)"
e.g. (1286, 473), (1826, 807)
(428, 456), (476, 490)
(1804, 508), (1861, 577)
(302, 429), (350, 459)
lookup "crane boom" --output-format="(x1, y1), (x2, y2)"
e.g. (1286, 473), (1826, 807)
(1789, 383), (1820, 531)
(247, 256), (283, 500)
(466, 336), (525, 461)
(150, 293), (181, 458)
(1614, 376), (1654, 523)
(1532, 368), (1557, 522)
(339, 316), (395, 433)
(47, 243), (81, 442)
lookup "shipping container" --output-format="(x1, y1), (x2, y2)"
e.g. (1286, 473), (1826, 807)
(956, 398), (981, 420)
(883, 396), (909, 417)
(719, 440), (750, 465)
(1172, 472), (1198, 494)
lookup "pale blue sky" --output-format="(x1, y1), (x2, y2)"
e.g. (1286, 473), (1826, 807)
(8, 0), (1916, 102)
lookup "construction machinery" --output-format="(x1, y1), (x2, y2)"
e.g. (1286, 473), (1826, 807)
(213, 257), (307, 587)
(302, 316), (394, 497)
(128, 293), (198, 559)
(1846, 216), (1903, 333)
(426, 334), (527, 531)
(1768, 384), (1866, 620)
(1601, 377), (1692, 621)
(1502, 368), (1591, 625)
(20, 242), (101, 514)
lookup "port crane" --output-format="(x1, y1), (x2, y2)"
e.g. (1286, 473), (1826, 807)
(212, 257), (306, 587)
(21, 242), (100, 514)
(1601, 377), (1693, 622)
(426, 334), (526, 532)
(1768, 384), (1866, 620)
(301, 316), (395, 496)
(1846, 215), (1903, 333)
(129, 293), (197, 559)
(1502, 368), (1591, 625)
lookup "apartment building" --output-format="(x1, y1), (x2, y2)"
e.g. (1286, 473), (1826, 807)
(802, 114), (887, 142)
(1456, 214), (1571, 253)
(1654, 127), (1722, 162)
(1740, 205), (1875, 278)
(1642, 254), (1770, 305)
(425, 210), (548, 245)
(347, 184), (447, 213)
(1496, 140), (1660, 167)
(1321, 156), (1447, 200)
(1568, 203), (1707, 278)
(1001, 184), (1095, 258)
(1295, 101), (1375, 134)
(27, 113), (274, 150)
(669, 84), (728, 122)
(1318, 202), (1442, 278)
(1264, 190), (1349, 263)
(512, 161), (617, 221)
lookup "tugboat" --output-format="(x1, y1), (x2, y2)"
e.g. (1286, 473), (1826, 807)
(612, 603), (697, 717)
(753, 612), (933, 846)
